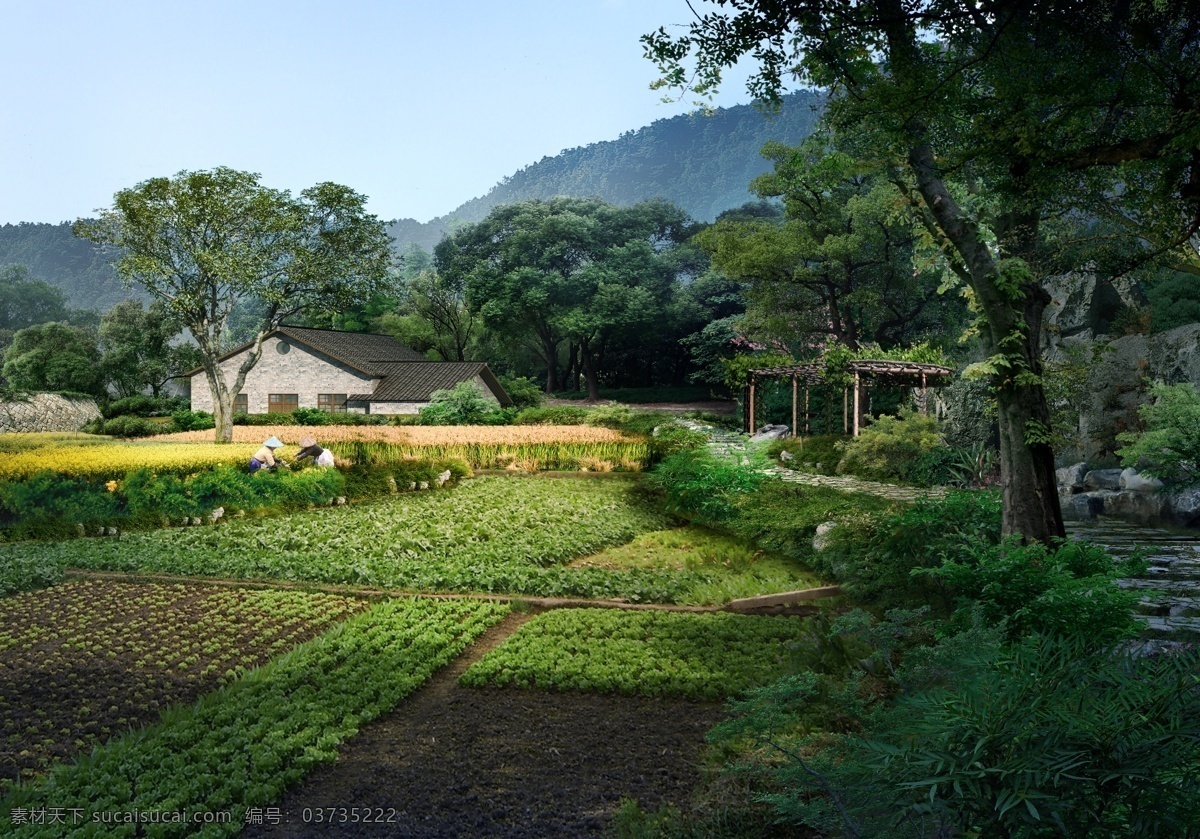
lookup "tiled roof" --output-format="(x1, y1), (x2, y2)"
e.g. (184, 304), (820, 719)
(275, 326), (426, 372)
(348, 362), (512, 405)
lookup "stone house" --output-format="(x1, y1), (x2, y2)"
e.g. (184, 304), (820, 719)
(187, 326), (511, 415)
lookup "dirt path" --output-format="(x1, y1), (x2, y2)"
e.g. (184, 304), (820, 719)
(241, 611), (724, 838)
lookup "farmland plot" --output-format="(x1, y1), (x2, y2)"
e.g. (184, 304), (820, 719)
(0, 580), (366, 793)
(0, 477), (694, 601)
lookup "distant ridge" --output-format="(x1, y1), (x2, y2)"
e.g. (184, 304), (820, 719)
(388, 90), (823, 252)
(0, 91), (824, 310)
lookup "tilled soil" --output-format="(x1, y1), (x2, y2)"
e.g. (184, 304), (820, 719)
(243, 613), (724, 838)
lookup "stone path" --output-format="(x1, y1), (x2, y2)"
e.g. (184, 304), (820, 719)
(681, 420), (945, 503)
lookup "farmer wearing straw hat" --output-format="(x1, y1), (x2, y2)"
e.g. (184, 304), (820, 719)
(249, 436), (284, 474)
(294, 435), (335, 468)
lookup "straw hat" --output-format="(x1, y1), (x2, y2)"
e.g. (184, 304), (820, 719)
(298, 435), (317, 448)
(263, 436), (284, 448)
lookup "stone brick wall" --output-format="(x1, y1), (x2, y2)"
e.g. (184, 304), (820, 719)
(0, 393), (102, 432)
(189, 334), (375, 413)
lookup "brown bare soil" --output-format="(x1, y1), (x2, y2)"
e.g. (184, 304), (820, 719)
(242, 612), (725, 838)
(0, 580), (367, 792)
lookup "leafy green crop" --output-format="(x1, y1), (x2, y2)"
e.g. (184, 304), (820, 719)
(0, 477), (696, 602)
(460, 609), (817, 701)
(0, 597), (508, 838)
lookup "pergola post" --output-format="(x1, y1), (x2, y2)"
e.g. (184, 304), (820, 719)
(842, 387), (848, 434)
(852, 372), (861, 437)
(791, 375), (797, 439)
(748, 375), (756, 435)
(804, 385), (810, 436)
(920, 371), (928, 414)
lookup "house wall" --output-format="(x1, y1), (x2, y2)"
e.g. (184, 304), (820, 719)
(189, 335), (375, 413)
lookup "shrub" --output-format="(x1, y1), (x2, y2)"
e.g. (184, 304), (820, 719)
(0, 471), (120, 525)
(764, 434), (846, 475)
(646, 449), (765, 522)
(585, 402), (636, 429)
(170, 409), (215, 432)
(99, 415), (161, 438)
(719, 634), (1200, 838)
(926, 538), (1144, 643)
(646, 424), (709, 462)
(237, 412), (298, 426)
(513, 405), (590, 425)
(418, 382), (500, 425)
(836, 409), (941, 482)
(498, 375), (544, 408)
(820, 491), (1002, 612)
(291, 406), (332, 426)
(1117, 381), (1200, 485)
(103, 395), (186, 419)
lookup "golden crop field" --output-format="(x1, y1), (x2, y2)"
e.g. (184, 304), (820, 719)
(0, 424), (651, 479)
(153, 425), (638, 445)
(153, 425), (650, 472)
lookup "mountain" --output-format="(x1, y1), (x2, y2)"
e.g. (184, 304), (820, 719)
(388, 90), (823, 251)
(0, 91), (823, 310)
(0, 222), (129, 312)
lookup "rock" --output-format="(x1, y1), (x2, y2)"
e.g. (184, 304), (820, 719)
(779, 450), (795, 462)
(1084, 468), (1123, 490)
(1120, 468), (1163, 493)
(812, 521), (838, 552)
(436, 469), (452, 487)
(1168, 487), (1200, 526)
(336, 496), (346, 505)
(105, 527), (118, 537)
(750, 424), (790, 441)
(1056, 462), (1089, 491)
(409, 482), (417, 490)
(419, 481), (429, 490)
(388, 476), (398, 493)
(1102, 490), (1167, 520)
(209, 506), (225, 522)
(75, 523), (85, 536)
(191, 516), (202, 526)
(1065, 493), (1104, 520)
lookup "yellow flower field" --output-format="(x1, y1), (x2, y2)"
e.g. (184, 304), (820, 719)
(0, 441), (257, 481)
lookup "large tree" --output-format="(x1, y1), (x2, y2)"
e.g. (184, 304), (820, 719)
(645, 1), (1200, 542)
(2, 322), (102, 396)
(98, 300), (201, 398)
(696, 137), (959, 352)
(75, 168), (394, 441)
(436, 197), (696, 397)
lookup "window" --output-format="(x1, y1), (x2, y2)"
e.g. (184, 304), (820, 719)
(268, 393), (299, 413)
(233, 393), (248, 414)
(318, 393), (347, 414)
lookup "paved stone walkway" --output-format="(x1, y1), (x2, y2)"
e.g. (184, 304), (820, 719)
(681, 420), (944, 503)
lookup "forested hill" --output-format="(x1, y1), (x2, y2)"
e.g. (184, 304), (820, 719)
(0, 222), (129, 311)
(388, 90), (824, 251)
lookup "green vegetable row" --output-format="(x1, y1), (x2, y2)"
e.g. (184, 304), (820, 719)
(460, 609), (815, 701)
(0, 477), (699, 602)
(1, 597), (509, 838)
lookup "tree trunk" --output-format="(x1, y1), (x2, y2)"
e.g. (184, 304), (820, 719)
(906, 138), (1065, 543)
(581, 337), (601, 401)
(541, 336), (560, 394)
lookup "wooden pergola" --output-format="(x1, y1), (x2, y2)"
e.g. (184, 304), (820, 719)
(746, 359), (954, 436)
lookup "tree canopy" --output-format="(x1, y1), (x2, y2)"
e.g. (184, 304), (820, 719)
(645, 0), (1200, 542)
(75, 168), (394, 441)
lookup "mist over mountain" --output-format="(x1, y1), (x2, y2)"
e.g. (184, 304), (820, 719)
(0, 222), (130, 311)
(387, 90), (823, 251)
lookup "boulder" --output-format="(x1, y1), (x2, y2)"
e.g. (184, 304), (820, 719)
(1102, 490), (1167, 521)
(1168, 487), (1200, 527)
(750, 424), (791, 442)
(812, 521), (838, 552)
(1063, 492), (1110, 520)
(1056, 462), (1089, 492)
(1083, 468), (1123, 491)
(1120, 467), (1164, 493)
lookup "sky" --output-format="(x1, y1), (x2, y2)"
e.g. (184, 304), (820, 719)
(1, 0), (757, 226)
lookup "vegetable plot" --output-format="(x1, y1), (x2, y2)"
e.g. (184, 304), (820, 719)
(0, 580), (367, 793)
(0, 477), (691, 601)
(461, 609), (817, 701)
(1, 597), (509, 838)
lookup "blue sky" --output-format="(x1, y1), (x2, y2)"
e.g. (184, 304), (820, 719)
(1, 0), (755, 225)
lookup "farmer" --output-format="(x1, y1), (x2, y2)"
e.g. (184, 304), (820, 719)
(249, 436), (284, 474)
(294, 435), (335, 468)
